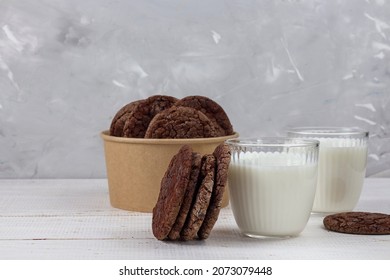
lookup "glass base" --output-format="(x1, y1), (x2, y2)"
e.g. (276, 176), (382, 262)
(311, 209), (353, 214)
(242, 232), (298, 239)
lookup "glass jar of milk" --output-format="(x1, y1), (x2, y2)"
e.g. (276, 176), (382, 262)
(287, 127), (369, 213)
(226, 138), (319, 238)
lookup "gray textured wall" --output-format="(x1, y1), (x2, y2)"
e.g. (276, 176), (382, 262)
(1, 0), (389, 178)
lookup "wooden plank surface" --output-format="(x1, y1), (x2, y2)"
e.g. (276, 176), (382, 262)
(0, 179), (389, 259)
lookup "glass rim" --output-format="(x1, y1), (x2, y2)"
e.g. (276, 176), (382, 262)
(225, 137), (320, 148)
(286, 126), (369, 137)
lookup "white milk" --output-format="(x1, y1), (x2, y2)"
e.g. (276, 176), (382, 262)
(313, 138), (368, 212)
(228, 152), (318, 237)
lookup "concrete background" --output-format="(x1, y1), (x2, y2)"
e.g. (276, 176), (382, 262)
(1, 0), (389, 178)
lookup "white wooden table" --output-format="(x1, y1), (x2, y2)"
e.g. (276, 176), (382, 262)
(0, 178), (389, 260)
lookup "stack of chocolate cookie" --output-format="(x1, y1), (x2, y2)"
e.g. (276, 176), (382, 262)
(152, 143), (231, 241)
(110, 95), (234, 138)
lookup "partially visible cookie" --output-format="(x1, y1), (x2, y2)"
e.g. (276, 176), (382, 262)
(152, 145), (193, 240)
(198, 143), (231, 239)
(168, 152), (202, 241)
(323, 212), (390, 235)
(181, 155), (216, 241)
(123, 95), (178, 138)
(145, 106), (220, 139)
(109, 100), (142, 137)
(175, 95), (234, 136)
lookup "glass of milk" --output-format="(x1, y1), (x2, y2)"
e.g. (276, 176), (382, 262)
(226, 138), (319, 238)
(287, 127), (369, 213)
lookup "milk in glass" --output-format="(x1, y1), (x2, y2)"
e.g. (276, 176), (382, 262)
(313, 138), (368, 212)
(287, 127), (369, 213)
(228, 151), (318, 237)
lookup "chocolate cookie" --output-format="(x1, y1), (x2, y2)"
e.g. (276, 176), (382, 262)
(109, 100), (142, 137)
(175, 95), (234, 136)
(123, 95), (178, 138)
(168, 152), (202, 241)
(198, 143), (231, 239)
(145, 106), (220, 139)
(152, 145), (193, 240)
(181, 155), (216, 240)
(323, 212), (390, 235)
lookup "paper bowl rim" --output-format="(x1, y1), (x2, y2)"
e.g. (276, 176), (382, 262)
(100, 130), (239, 145)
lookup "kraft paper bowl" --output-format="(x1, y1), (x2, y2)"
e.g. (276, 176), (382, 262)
(101, 130), (238, 212)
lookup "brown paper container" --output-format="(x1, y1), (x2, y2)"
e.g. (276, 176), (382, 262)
(101, 131), (238, 212)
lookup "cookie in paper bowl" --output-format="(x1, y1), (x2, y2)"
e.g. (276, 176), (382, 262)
(101, 95), (237, 213)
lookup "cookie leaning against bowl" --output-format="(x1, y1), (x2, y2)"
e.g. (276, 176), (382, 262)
(109, 100), (142, 137)
(122, 95), (178, 138)
(198, 143), (231, 239)
(323, 212), (390, 235)
(181, 154), (216, 241)
(168, 152), (202, 241)
(175, 95), (234, 136)
(145, 106), (220, 139)
(152, 145), (193, 241)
